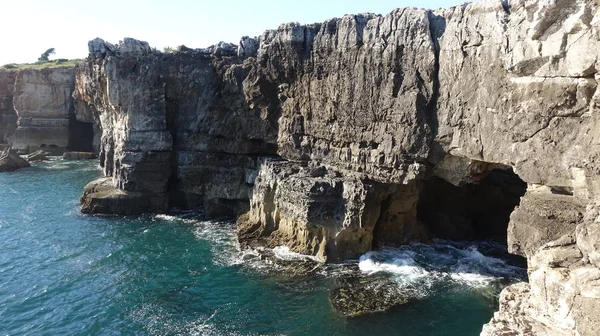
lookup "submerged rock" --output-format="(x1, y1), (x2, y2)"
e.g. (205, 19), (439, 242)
(329, 276), (412, 317)
(0, 148), (30, 172)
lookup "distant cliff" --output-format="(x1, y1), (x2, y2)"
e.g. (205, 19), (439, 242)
(75, 0), (600, 335)
(0, 63), (98, 155)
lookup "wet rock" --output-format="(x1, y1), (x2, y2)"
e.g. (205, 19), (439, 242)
(26, 150), (49, 162)
(0, 148), (30, 172)
(62, 152), (97, 160)
(80, 177), (168, 215)
(0, 69), (17, 145)
(329, 276), (411, 317)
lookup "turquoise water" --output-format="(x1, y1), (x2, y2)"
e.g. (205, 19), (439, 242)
(0, 160), (525, 336)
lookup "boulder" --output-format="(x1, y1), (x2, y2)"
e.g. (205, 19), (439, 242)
(0, 148), (30, 172)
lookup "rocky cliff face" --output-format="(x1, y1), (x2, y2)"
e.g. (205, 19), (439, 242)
(0, 65), (98, 155)
(12, 67), (76, 154)
(76, 0), (600, 334)
(77, 38), (279, 215)
(0, 70), (17, 145)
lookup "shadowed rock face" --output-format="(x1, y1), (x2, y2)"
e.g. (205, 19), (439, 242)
(76, 38), (280, 217)
(74, 0), (600, 334)
(0, 70), (17, 145)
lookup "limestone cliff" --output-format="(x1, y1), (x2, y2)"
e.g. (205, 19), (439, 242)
(75, 0), (600, 334)
(0, 69), (17, 145)
(0, 65), (98, 155)
(77, 38), (279, 215)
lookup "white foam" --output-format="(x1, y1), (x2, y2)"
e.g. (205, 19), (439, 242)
(358, 251), (429, 281)
(272, 246), (320, 262)
(356, 242), (525, 290)
(192, 221), (244, 267)
(154, 214), (198, 224)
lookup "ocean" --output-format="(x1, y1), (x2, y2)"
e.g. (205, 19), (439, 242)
(0, 159), (525, 335)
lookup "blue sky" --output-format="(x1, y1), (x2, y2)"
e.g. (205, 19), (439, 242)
(0, 0), (468, 65)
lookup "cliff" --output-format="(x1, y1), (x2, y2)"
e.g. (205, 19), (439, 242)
(0, 64), (98, 155)
(75, 0), (600, 334)
(0, 69), (17, 144)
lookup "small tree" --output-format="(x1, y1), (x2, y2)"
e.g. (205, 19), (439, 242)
(38, 48), (55, 62)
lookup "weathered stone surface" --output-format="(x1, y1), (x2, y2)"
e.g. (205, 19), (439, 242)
(237, 161), (427, 262)
(507, 190), (585, 258)
(0, 147), (30, 172)
(62, 151), (97, 160)
(330, 276), (412, 317)
(74, 1), (600, 333)
(0, 69), (17, 145)
(80, 177), (168, 215)
(76, 38), (280, 216)
(12, 67), (76, 154)
(260, 10), (436, 183)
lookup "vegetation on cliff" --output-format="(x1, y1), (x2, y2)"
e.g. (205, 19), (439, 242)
(0, 59), (84, 71)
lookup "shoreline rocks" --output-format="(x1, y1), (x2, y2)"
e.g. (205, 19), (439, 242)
(0, 148), (30, 172)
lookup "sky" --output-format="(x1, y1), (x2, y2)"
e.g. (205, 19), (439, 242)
(0, 0), (468, 65)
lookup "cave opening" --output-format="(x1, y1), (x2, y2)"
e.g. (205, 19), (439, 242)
(417, 168), (527, 243)
(67, 117), (94, 152)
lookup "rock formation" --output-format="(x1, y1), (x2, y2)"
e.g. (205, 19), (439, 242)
(77, 38), (279, 217)
(0, 69), (17, 145)
(74, 0), (600, 334)
(0, 147), (30, 172)
(0, 65), (98, 155)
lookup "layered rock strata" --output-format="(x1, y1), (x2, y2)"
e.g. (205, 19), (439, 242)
(0, 66), (98, 155)
(76, 38), (279, 216)
(75, 0), (600, 334)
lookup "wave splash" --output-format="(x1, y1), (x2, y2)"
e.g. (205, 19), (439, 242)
(358, 240), (525, 289)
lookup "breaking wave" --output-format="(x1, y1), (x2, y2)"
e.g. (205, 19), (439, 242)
(358, 240), (525, 289)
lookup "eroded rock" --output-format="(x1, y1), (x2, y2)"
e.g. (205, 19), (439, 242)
(0, 147), (30, 172)
(237, 161), (428, 262)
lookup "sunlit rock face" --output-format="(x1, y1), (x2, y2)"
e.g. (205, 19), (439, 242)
(0, 65), (97, 155)
(12, 67), (75, 154)
(74, 0), (600, 334)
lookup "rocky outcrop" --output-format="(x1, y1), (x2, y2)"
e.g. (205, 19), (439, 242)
(0, 147), (30, 172)
(76, 38), (279, 216)
(75, 0), (600, 334)
(237, 161), (427, 262)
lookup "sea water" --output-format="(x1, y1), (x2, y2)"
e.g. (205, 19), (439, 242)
(0, 159), (526, 336)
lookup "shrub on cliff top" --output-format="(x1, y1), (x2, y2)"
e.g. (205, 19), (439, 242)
(38, 48), (56, 62)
